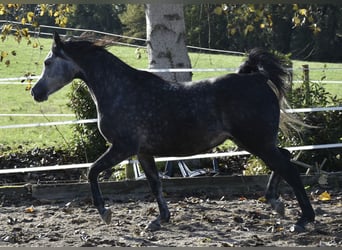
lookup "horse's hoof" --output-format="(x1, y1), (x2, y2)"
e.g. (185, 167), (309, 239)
(145, 220), (161, 231)
(269, 199), (285, 217)
(101, 208), (112, 225)
(290, 224), (306, 233)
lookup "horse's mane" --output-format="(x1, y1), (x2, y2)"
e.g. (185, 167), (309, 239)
(58, 36), (139, 72)
(60, 36), (110, 58)
(58, 35), (167, 85)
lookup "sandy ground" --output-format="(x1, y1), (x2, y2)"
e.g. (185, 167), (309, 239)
(0, 189), (341, 247)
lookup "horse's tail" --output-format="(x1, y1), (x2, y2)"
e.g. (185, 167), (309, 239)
(238, 48), (307, 134)
(237, 48), (289, 100)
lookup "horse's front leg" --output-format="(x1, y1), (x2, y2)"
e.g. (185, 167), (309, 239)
(138, 154), (170, 231)
(88, 145), (133, 224)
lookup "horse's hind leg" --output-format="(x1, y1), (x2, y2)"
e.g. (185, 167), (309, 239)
(138, 154), (170, 231)
(265, 148), (292, 216)
(88, 145), (133, 224)
(260, 147), (315, 231)
(265, 171), (285, 216)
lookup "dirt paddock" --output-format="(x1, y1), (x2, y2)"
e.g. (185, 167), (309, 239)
(0, 187), (341, 247)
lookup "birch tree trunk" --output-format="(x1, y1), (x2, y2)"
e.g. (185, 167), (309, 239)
(145, 4), (192, 82)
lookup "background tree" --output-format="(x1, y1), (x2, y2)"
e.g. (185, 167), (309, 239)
(208, 4), (342, 61)
(119, 4), (145, 45)
(184, 4), (230, 50)
(68, 4), (123, 34)
(145, 3), (192, 82)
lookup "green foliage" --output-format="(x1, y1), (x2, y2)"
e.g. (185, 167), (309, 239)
(68, 4), (123, 34)
(67, 81), (107, 162)
(184, 5), (230, 50)
(119, 4), (146, 44)
(187, 4), (342, 62)
(243, 156), (271, 176)
(280, 71), (342, 171)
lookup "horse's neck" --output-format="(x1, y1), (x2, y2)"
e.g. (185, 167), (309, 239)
(78, 54), (135, 108)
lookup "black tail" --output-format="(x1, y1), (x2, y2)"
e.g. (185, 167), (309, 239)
(238, 48), (309, 134)
(238, 48), (290, 101)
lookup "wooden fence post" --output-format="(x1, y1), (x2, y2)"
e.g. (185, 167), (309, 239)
(302, 64), (310, 105)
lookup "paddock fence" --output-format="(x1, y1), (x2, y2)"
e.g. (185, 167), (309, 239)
(0, 24), (341, 176)
(0, 71), (341, 175)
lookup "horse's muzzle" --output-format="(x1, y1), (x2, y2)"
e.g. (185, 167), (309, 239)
(31, 87), (48, 102)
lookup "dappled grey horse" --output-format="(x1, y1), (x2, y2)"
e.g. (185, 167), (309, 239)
(31, 32), (315, 232)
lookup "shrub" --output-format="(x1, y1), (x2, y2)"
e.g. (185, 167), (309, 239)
(67, 80), (107, 163)
(281, 78), (342, 172)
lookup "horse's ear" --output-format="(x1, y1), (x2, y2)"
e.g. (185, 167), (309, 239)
(53, 32), (62, 49)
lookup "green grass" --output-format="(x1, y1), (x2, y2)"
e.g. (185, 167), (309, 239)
(0, 36), (341, 153)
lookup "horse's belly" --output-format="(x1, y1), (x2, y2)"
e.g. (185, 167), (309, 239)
(140, 130), (228, 157)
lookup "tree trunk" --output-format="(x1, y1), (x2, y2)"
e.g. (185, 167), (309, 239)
(145, 4), (192, 82)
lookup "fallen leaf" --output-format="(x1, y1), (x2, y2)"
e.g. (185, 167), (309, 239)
(25, 206), (35, 213)
(258, 196), (267, 203)
(318, 191), (331, 201)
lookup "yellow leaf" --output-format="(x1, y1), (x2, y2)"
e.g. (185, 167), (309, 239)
(61, 16), (68, 26)
(292, 16), (301, 26)
(248, 4), (255, 13)
(260, 23), (265, 29)
(0, 4), (5, 15)
(1, 51), (8, 59)
(27, 11), (34, 22)
(318, 191), (331, 201)
(256, 9), (264, 18)
(1, 24), (12, 34)
(25, 82), (32, 91)
(298, 9), (307, 16)
(293, 4), (298, 11)
(21, 17), (26, 25)
(40, 4), (46, 16)
(213, 6), (222, 15)
(21, 28), (29, 37)
(258, 196), (267, 203)
(244, 24), (254, 35)
(25, 206), (35, 213)
(230, 28), (236, 36)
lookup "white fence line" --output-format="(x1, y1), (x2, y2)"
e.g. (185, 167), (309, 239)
(0, 114), (75, 117)
(0, 143), (341, 175)
(0, 106), (341, 130)
(0, 119), (98, 129)
(285, 106), (342, 113)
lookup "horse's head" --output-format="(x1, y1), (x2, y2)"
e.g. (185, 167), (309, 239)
(31, 32), (82, 102)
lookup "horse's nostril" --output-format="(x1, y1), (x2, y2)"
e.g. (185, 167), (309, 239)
(31, 87), (48, 102)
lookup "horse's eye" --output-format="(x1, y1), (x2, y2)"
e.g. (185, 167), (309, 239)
(44, 60), (52, 67)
